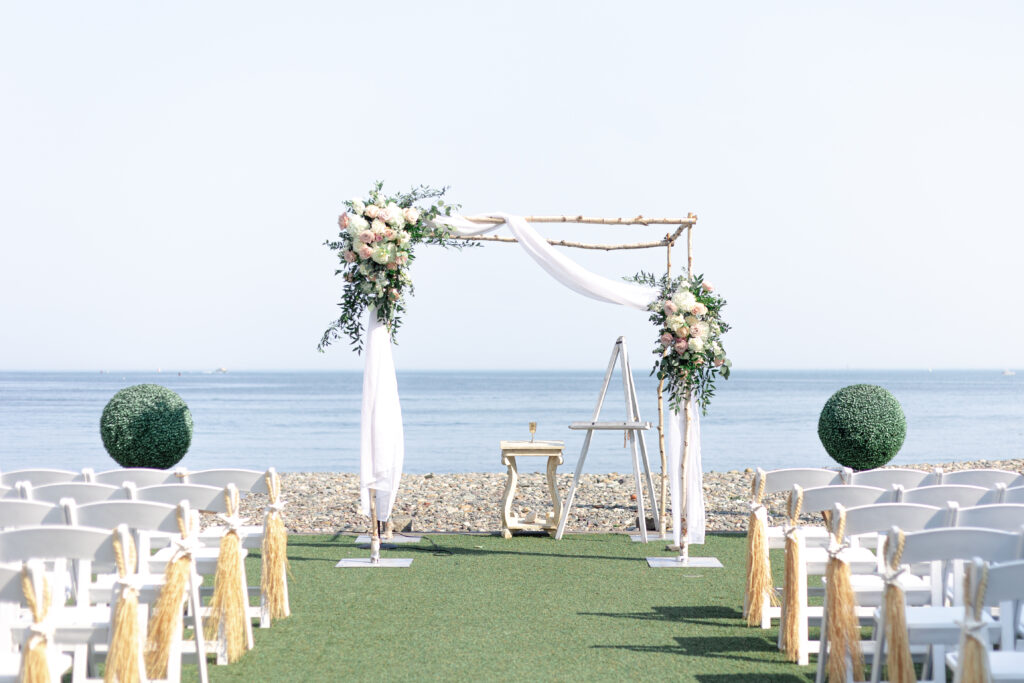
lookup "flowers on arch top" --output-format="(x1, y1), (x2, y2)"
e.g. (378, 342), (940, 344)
(631, 271), (731, 414)
(319, 182), (462, 354)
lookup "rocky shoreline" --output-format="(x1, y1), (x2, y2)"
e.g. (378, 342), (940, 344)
(239, 459), (1024, 535)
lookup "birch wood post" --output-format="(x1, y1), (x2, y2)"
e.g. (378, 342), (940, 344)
(678, 391), (692, 562)
(657, 237), (672, 534)
(369, 490), (381, 564)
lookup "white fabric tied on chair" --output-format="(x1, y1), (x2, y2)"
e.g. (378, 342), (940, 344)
(215, 513), (245, 533)
(169, 534), (201, 563)
(265, 500), (285, 514)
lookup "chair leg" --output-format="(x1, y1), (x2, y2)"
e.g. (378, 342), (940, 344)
(870, 609), (886, 683)
(816, 598), (830, 683)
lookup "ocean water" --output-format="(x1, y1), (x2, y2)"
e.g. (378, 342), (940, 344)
(1, 370), (1022, 475)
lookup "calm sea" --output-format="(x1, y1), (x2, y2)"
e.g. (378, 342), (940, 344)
(1, 370), (1021, 475)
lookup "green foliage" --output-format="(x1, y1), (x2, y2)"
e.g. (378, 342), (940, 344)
(817, 384), (906, 470)
(100, 384), (193, 469)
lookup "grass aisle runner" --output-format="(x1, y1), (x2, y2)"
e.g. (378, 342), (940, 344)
(212, 533), (812, 682)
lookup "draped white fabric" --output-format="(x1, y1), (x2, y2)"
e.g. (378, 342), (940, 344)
(359, 311), (404, 520)
(358, 211), (708, 541)
(666, 396), (706, 546)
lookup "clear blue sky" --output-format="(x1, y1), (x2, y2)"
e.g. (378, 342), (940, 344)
(2, 2), (1022, 371)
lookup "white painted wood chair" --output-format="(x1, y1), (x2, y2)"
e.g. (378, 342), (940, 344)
(939, 469), (1024, 489)
(946, 557), (1024, 681)
(870, 526), (1024, 683)
(896, 483), (998, 507)
(0, 469), (85, 487)
(90, 467), (186, 488)
(18, 482), (128, 505)
(0, 560), (75, 683)
(775, 484), (894, 665)
(951, 503), (1024, 533)
(846, 468), (938, 489)
(0, 499), (65, 529)
(814, 502), (950, 683)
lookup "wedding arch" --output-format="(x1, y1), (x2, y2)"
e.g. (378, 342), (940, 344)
(320, 187), (727, 561)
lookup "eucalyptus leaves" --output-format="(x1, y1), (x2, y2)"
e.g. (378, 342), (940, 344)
(319, 182), (462, 353)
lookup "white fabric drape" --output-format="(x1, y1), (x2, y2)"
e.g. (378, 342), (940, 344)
(359, 310), (404, 521)
(666, 396), (705, 546)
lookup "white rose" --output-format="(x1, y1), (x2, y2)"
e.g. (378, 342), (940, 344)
(348, 214), (369, 234)
(351, 199), (366, 214)
(403, 207), (420, 223)
(691, 321), (710, 338)
(672, 290), (697, 312)
(666, 314), (687, 334)
(688, 336), (706, 354)
(684, 315), (699, 328)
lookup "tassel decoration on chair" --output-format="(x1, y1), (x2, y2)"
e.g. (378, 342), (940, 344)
(954, 562), (992, 683)
(883, 529), (916, 683)
(18, 563), (53, 683)
(205, 484), (250, 663)
(825, 508), (864, 681)
(106, 525), (141, 683)
(146, 502), (198, 679)
(261, 468), (291, 623)
(744, 471), (778, 626)
(780, 487), (803, 662)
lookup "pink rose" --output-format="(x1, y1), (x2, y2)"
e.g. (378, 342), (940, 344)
(364, 205), (380, 219)
(702, 281), (714, 292)
(386, 261), (398, 270)
(694, 356), (704, 364)
(674, 339), (688, 354)
(383, 228), (395, 240)
(659, 332), (673, 347)
(403, 207), (420, 223)
(343, 250), (357, 263)
(714, 358), (724, 367)
(358, 245), (373, 260)
(663, 300), (678, 315)
(677, 326), (690, 338)
(339, 213), (350, 229)
(396, 252), (409, 266)
(388, 288), (400, 301)
(358, 230), (375, 244)
(692, 302), (708, 316)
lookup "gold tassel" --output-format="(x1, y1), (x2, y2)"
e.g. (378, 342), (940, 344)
(261, 468), (291, 623)
(825, 509), (864, 681)
(744, 471), (778, 626)
(146, 503), (195, 679)
(19, 564), (52, 683)
(780, 487), (803, 662)
(105, 526), (141, 683)
(205, 485), (249, 663)
(883, 529), (916, 683)
(955, 563), (991, 683)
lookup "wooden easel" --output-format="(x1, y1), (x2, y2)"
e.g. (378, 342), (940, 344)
(554, 337), (662, 541)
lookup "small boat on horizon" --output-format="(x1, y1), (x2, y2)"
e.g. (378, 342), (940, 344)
(1003, 369), (1016, 376)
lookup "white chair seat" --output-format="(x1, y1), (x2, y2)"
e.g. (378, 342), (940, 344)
(803, 545), (878, 575)
(199, 525), (264, 549)
(904, 605), (998, 645)
(947, 651), (1024, 681)
(768, 525), (830, 548)
(851, 573), (932, 606)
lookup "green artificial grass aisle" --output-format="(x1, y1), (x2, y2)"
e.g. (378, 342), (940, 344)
(212, 533), (814, 682)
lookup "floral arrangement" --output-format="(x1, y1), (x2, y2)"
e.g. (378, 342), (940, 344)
(319, 182), (462, 353)
(630, 272), (731, 414)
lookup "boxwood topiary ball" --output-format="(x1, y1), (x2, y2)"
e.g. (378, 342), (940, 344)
(818, 384), (906, 471)
(100, 384), (193, 469)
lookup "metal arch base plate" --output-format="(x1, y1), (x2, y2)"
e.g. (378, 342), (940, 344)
(335, 558), (413, 568)
(646, 556), (723, 568)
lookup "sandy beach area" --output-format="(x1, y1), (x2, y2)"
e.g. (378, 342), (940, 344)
(239, 458), (1024, 535)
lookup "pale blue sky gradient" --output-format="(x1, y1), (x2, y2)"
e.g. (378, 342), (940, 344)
(2, 2), (1022, 371)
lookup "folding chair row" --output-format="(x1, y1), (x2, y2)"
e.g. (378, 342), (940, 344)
(947, 557), (1024, 682)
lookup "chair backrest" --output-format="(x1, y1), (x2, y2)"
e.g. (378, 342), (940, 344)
(897, 484), (996, 507)
(0, 468), (84, 486)
(951, 503), (1024, 532)
(0, 524), (117, 564)
(886, 526), (1024, 567)
(967, 557), (1024, 606)
(22, 482), (127, 504)
(133, 483), (227, 513)
(789, 484), (891, 519)
(91, 467), (185, 488)
(0, 562), (24, 603)
(1003, 486), (1024, 505)
(64, 499), (180, 534)
(939, 469), (1024, 488)
(184, 468), (270, 494)
(835, 502), (948, 539)
(847, 468), (935, 489)
(754, 467), (845, 498)
(0, 499), (65, 528)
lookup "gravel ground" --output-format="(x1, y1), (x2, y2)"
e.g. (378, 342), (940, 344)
(238, 459), (1024, 535)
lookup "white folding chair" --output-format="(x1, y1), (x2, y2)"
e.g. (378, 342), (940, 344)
(18, 482), (127, 505)
(1001, 486), (1024, 505)
(940, 469), (1024, 489)
(0, 499), (65, 529)
(870, 526), (1024, 683)
(952, 503), (1024, 533)
(776, 484), (894, 665)
(90, 467), (186, 488)
(847, 467), (938, 489)
(0, 469), (84, 487)
(897, 484), (998, 507)
(0, 561), (75, 683)
(947, 557), (1024, 682)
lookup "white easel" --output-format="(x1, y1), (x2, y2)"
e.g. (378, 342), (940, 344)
(554, 337), (662, 542)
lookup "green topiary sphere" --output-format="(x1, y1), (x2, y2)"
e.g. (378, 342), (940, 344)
(100, 384), (193, 469)
(817, 384), (906, 471)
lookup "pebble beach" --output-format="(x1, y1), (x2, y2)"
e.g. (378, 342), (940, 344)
(239, 458), (1024, 535)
